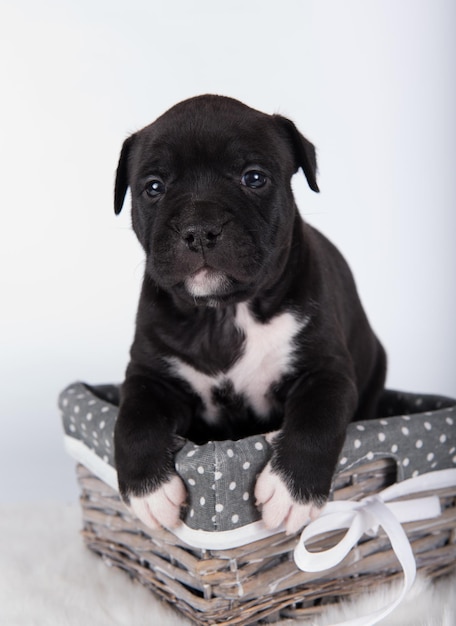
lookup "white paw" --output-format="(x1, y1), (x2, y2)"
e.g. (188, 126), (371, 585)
(255, 462), (322, 535)
(129, 474), (187, 530)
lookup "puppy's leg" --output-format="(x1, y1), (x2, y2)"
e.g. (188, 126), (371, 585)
(114, 373), (192, 530)
(256, 368), (357, 534)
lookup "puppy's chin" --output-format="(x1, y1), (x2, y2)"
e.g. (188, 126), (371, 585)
(184, 268), (230, 299)
(170, 267), (253, 308)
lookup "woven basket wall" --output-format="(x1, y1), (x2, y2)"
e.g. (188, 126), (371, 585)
(76, 458), (456, 626)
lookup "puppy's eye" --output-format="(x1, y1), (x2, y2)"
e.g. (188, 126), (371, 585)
(241, 170), (268, 189)
(145, 179), (165, 197)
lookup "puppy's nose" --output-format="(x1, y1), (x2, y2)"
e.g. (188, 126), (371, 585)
(181, 223), (222, 252)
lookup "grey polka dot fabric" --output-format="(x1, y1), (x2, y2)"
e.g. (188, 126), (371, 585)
(334, 389), (456, 482)
(176, 438), (270, 531)
(61, 384), (119, 467)
(59, 383), (456, 533)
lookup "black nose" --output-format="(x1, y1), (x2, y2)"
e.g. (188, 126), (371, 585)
(181, 223), (223, 252)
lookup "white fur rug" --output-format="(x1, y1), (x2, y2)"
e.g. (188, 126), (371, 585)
(0, 502), (454, 626)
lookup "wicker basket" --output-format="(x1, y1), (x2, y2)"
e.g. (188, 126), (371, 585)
(60, 384), (456, 625)
(76, 458), (456, 625)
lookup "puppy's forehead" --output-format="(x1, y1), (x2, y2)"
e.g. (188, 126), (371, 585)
(134, 96), (292, 171)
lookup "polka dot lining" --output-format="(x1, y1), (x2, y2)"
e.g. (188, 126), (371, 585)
(60, 383), (456, 533)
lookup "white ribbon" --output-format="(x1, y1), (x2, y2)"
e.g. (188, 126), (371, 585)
(293, 468), (456, 626)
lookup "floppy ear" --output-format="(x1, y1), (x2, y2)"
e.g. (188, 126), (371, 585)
(274, 115), (320, 193)
(114, 134), (137, 215)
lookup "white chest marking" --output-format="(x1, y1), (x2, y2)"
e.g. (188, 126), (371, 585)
(168, 303), (308, 421)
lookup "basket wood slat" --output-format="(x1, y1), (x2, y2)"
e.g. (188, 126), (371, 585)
(76, 457), (456, 626)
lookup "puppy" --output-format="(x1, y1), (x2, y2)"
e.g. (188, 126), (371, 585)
(113, 95), (386, 534)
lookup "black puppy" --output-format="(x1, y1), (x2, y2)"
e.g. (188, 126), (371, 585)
(114, 95), (386, 534)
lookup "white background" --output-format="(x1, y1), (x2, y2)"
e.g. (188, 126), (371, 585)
(0, 0), (455, 503)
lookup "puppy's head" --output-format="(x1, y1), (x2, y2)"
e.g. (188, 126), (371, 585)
(115, 95), (319, 306)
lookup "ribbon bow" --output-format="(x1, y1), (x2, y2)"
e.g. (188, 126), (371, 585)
(293, 468), (456, 626)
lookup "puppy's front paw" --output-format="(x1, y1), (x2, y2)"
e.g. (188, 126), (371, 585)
(129, 474), (187, 531)
(255, 462), (323, 535)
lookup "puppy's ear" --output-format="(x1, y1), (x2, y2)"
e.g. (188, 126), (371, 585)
(274, 116), (320, 193)
(114, 134), (137, 215)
